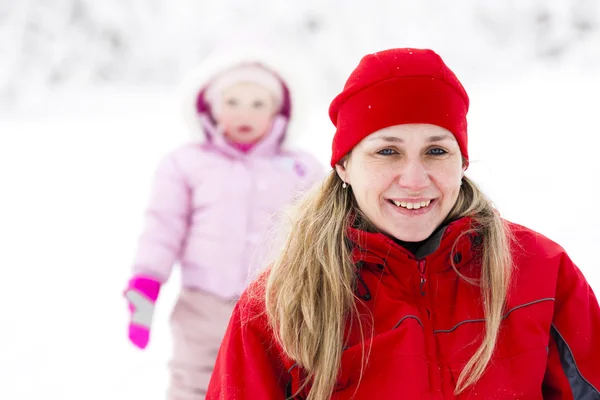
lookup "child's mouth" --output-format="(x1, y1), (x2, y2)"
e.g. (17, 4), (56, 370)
(238, 125), (253, 133)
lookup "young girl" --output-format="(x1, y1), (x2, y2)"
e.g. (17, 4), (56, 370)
(123, 53), (324, 399)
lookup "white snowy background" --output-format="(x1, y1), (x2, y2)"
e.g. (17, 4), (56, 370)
(1, 1), (599, 399)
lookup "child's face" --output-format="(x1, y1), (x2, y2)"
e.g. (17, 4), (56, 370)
(216, 82), (279, 144)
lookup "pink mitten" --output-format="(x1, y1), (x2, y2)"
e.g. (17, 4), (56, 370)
(123, 275), (161, 349)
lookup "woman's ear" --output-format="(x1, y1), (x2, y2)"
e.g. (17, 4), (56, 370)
(335, 160), (349, 185)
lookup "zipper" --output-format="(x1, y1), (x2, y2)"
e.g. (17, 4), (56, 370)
(418, 259), (427, 296)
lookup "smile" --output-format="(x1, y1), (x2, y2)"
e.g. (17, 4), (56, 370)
(388, 199), (433, 210)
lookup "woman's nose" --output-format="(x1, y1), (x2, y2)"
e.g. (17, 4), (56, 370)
(397, 159), (430, 191)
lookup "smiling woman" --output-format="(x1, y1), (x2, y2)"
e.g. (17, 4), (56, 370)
(206, 48), (600, 400)
(336, 124), (464, 242)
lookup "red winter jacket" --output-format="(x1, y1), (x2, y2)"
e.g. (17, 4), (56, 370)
(207, 217), (600, 399)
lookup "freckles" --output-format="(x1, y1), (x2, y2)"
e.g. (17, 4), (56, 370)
(369, 170), (393, 189)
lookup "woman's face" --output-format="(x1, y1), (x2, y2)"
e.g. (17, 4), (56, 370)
(336, 124), (465, 242)
(215, 82), (278, 144)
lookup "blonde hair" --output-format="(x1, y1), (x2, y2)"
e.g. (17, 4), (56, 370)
(265, 170), (513, 399)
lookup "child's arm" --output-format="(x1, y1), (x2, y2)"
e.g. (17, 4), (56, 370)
(125, 152), (191, 349)
(131, 152), (191, 282)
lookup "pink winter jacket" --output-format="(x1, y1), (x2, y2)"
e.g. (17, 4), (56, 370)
(130, 65), (324, 299)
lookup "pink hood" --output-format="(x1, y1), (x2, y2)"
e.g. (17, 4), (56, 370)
(193, 61), (292, 159)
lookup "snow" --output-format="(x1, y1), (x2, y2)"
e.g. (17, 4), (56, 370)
(1, 1), (600, 399)
(2, 0), (600, 110)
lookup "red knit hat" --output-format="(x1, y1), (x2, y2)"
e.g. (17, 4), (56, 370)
(329, 48), (470, 168)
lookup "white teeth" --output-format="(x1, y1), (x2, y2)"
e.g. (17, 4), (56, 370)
(391, 200), (432, 210)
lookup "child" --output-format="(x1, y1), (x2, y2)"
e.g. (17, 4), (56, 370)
(123, 52), (324, 399)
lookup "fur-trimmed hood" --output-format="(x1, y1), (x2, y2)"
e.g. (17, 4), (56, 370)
(176, 45), (311, 152)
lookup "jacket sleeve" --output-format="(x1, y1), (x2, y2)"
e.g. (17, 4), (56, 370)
(131, 152), (191, 282)
(207, 299), (290, 399)
(543, 253), (600, 399)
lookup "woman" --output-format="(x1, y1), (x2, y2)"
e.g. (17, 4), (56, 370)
(206, 48), (600, 399)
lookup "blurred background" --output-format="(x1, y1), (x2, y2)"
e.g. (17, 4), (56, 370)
(1, 1), (599, 399)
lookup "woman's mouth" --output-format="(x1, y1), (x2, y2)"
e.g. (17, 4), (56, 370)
(388, 199), (435, 210)
(387, 198), (436, 216)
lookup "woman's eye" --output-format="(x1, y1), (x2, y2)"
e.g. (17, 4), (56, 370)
(428, 148), (447, 156)
(377, 148), (396, 156)
(226, 98), (238, 106)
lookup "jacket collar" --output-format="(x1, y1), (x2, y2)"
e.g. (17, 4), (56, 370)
(347, 216), (482, 273)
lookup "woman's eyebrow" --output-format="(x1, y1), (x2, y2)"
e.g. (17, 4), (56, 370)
(367, 136), (404, 143)
(367, 133), (454, 143)
(427, 134), (454, 143)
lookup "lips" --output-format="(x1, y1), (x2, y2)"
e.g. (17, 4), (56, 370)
(387, 198), (437, 213)
(390, 199), (432, 210)
(237, 125), (253, 133)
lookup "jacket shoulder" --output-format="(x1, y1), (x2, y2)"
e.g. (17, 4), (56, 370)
(503, 220), (575, 307)
(506, 220), (567, 261)
(284, 149), (322, 166)
(235, 270), (272, 328)
(281, 149), (327, 179)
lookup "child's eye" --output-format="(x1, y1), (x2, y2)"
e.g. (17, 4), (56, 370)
(427, 148), (447, 156)
(226, 98), (238, 106)
(377, 148), (397, 156)
(252, 100), (265, 109)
